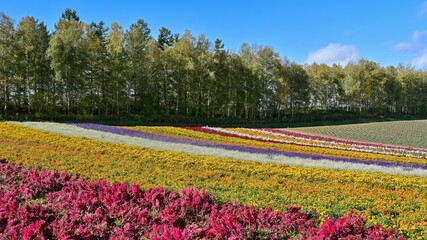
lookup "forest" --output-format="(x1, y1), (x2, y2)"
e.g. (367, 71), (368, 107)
(0, 9), (426, 121)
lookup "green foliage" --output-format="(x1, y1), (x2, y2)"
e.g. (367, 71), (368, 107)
(47, 10), (89, 114)
(0, 12), (15, 114)
(0, 10), (426, 119)
(15, 16), (52, 114)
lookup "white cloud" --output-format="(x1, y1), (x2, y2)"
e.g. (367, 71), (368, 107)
(306, 43), (359, 66)
(418, 1), (427, 16)
(412, 50), (427, 70)
(394, 42), (415, 51)
(394, 30), (427, 70)
(394, 30), (427, 52)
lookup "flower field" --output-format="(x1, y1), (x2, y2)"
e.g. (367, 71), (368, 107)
(1, 121), (427, 238)
(0, 162), (403, 239)
(290, 120), (427, 149)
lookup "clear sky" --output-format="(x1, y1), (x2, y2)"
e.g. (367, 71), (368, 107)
(3, 1), (427, 69)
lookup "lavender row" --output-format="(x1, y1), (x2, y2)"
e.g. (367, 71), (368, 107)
(72, 123), (427, 171)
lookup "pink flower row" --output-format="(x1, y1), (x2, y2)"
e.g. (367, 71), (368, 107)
(262, 128), (427, 154)
(0, 162), (403, 239)
(197, 127), (425, 159)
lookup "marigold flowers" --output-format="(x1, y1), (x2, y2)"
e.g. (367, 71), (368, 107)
(1, 122), (427, 237)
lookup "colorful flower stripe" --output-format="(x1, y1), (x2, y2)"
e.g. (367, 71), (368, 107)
(184, 126), (427, 167)
(130, 125), (427, 171)
(206, 127), (427, 159)
(264, 128), (427, 154)
(211, 127), (427, 159)
(0, 122), (426, 237)
(0, 162), (403, 239)
(14, 122), (427, 175)
(245, 128), (427, 159)
(70, 123), (427, 172)
(286, 120), (427, 150)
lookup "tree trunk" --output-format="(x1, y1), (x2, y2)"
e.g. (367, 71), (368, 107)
(3, 78), (7, 114)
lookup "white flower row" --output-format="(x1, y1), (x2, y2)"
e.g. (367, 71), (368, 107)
(202, 127), (427, 159)
(248, 128), (427, 158)
(11, 121), (427, 177)
(260, 128), (427, 155)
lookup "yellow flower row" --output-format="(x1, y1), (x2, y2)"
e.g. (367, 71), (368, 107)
(1, 122), (426, 238)
(125, 126), (426, 166)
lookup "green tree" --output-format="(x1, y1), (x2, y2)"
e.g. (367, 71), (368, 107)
(79, 22), (108, 114)
(144, 38), (163, 115)
(192, 34), (212, 117)
(228, 53), (250, 118)
(383, 66), (402, 113)
(343, 59), (385, 113)
(156, 28), (179, 115)
(15, 16), (51, 114)
(169, 30), (195, 115)
(306, 63), (344, 110)
(256, 46), (281, 118)
(61, 8), (80, 22)
(397, 66), (426, 114)
(239, 43), (261, 119)
(158, 27), (178, 50)
(106, 22), (126, 115)
(47, 10), (89, 114)
(124, 19), (151, 113)
(1, 9), (427, 118)
(210, 39), (229, 117)
(281, 60), (310, 117)
(0, 13), (15, 114)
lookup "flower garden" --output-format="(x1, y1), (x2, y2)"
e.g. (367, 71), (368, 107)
(290, 120), (427, 149)
(1, 121), (427, 238)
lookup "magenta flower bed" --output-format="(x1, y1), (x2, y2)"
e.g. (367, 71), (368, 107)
(0, 162), (403, 239)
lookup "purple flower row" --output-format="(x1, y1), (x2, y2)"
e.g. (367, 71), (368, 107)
(72, 123), (427, 171)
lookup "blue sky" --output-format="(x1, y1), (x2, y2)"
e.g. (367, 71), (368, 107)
(3, 1), (427, 69)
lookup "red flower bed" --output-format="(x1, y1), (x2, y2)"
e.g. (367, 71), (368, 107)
(0, 162), (403, 239)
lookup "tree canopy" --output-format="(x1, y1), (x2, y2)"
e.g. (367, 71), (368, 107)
(0, 10), (426, 119)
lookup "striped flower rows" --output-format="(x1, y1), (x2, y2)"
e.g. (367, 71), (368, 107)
(13, 121), (427, 176)
(116, 125), (427, 172)
(1, 122), (427, 237)
(74, 123), (427, 173)
(202, 127), (427, 159)
(188, 126), (427, 165)
(287, 120), (427, 149)
(261, 128), (427, 154)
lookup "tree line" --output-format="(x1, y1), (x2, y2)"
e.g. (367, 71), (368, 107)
(0, 9), (426, 120)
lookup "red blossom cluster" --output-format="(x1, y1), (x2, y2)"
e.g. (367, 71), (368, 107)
(0, 162), (403, 239)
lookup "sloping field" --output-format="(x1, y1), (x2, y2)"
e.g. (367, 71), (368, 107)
(2, 162), (402, 239)
(1, 121), (426, 238)
(290, 120), (427, 149)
